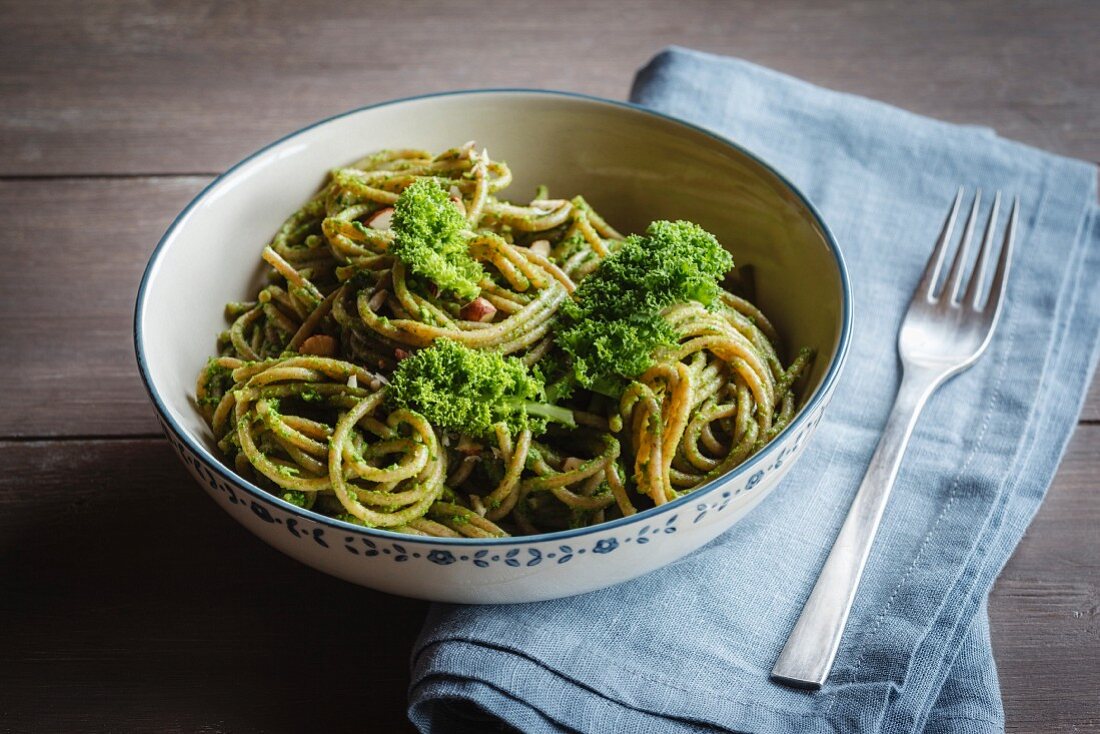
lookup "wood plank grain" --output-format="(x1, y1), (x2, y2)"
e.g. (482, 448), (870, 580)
(0, 438), (422, 733)
(0, 0), (1096, 176)
(1083, 376), (1100, 423)
(0, 177), (209, 437)
(2, 175), (1097, 438)
(992, 425), (1100, 733)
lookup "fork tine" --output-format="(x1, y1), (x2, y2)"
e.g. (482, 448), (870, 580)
(944, 190), (981, 302)
(917, 189), (963, 300)
(982, 196), (1019, 316)
(963, 192), (1001, 308)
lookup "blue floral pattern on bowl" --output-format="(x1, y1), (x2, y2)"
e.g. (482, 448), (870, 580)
(158, 407), (825, 573)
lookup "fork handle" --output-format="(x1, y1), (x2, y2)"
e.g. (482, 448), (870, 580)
(771, 366), (940, 689)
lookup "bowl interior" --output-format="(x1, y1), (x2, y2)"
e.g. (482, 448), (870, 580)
(138, 91), (846, 473)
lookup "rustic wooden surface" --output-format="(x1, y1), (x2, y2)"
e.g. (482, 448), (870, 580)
(0, 1), (1096, 731)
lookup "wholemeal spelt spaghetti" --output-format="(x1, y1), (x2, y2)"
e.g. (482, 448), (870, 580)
(196, 143), (812, 537)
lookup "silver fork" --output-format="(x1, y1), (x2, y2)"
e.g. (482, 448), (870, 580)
(771, 189), (1019, 689)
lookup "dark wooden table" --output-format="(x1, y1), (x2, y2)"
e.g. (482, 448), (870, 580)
(2, 1), (1097, 731)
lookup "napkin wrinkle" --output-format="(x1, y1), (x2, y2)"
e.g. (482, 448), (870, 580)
(412, 676), (558, 733)
(418, 639), (749, 733)
(422, 613), (820, 719)
(922, 604), (1004, 734)
(417, 637), (882, 734)
(420, 591), (778, 699)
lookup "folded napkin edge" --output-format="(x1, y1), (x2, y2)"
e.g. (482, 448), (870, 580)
(638, 45), (1100, 181)
(411, 636), (897, 734)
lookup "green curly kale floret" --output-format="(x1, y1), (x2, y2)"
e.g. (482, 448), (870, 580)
(555, 220), (734, 397)
(387, 339), (576, 439)
(389, 178), (483, 301)
(553, 314), (677, 397)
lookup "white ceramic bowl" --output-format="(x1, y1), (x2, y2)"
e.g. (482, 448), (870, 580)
(135, 90), (851, 604)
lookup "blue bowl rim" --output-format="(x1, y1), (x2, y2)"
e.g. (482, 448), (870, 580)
(134, 87), (853, 547)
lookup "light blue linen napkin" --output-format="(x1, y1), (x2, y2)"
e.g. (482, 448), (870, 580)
(409, 48), (1100, 733)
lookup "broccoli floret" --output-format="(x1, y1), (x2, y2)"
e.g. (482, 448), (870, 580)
(389, 179), (483, 301)
(387, 339), (575, 439)
(555, 220), (733, 397)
